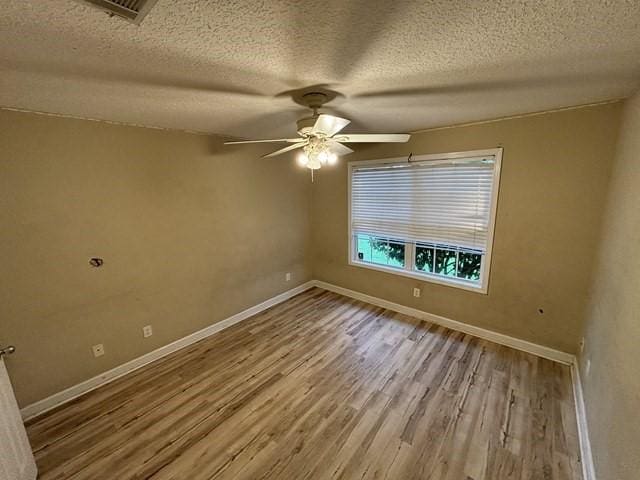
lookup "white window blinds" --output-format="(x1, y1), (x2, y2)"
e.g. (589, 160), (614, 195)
(351, 154), (498, 252)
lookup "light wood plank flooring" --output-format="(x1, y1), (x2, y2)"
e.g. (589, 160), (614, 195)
(26, 288), (582, 479)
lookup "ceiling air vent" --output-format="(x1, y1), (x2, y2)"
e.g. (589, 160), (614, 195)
(82, 0), (159, 24)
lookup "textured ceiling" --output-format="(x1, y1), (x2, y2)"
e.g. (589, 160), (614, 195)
(1, 0), (640, 138)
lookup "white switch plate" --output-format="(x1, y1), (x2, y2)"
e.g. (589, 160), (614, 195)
(580, 337), (585, 353)
(92, 344), (104, 357)
(413, 287), (421, 298)
(585, 359), (591, 377)
(285, 272), (291, 282)
(143, 325), (153, 338)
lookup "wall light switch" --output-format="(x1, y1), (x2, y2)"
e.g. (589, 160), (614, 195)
(92, 344), (104, 357)
(413, 287), (421, 298)
(585, 359), (591, 377)
(285, 272), (291, 282)
(143, 325), (153, 338)
(580, 337), (585, 353)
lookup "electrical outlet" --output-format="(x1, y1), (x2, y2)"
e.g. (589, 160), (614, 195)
(92, 344), (104, 357)
(285, 272), (291, 282)
(143, 325), (153, 338)
(585, 359), (591, 377)
(580, 337), (585, 353)
(413, 287), (421, 298)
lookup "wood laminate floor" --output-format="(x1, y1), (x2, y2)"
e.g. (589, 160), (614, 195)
(26, 288), (582, 480)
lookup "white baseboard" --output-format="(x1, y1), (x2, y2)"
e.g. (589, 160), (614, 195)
(20, 281), (315, 421)
(313, 280), (575, 365)
(571, 360), (596, 480)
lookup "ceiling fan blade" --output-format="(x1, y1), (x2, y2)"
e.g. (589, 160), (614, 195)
(262, 142), (307, 158)
(326, 141), (354, 156)
(311, 114), (351, 136)
(332, 133), (410, 143)
(224, 138), (304, 145)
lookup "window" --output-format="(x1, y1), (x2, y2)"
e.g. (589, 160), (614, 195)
(348, 148), (502, 293)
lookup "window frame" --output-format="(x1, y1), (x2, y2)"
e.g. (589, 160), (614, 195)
(347, 148), (503, 294)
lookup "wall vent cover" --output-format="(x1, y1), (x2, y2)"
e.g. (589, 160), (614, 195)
(81, 0), (159, 24)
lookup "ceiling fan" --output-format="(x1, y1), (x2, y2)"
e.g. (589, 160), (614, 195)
(224, 91), (410, 171)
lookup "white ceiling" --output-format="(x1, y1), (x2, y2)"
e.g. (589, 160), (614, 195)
(1, 0), (639, 138)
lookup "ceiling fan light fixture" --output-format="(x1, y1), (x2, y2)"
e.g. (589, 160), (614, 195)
(300, 140), (338, 170)
(304, 146), (322, 170)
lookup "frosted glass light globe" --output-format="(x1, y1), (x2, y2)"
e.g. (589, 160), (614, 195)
(297, 152), (309, 166)
(318, 151), (329, 164)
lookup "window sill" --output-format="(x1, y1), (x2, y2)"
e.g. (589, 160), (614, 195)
(348, 259), (488, 294)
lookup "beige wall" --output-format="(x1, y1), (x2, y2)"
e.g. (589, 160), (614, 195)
(579, 93), (640, 480)
(0, 109), (312, 407)
(0, 101), (628, 413)
(312, 102), (622, 353)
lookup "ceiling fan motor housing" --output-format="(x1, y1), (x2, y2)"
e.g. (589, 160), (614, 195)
(296, 116), (318, 136)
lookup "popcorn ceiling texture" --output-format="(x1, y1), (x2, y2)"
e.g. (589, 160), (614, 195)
(1, 0), (639, 137)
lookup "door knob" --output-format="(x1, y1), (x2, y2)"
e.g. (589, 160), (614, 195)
(0, 345), (16, 358)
